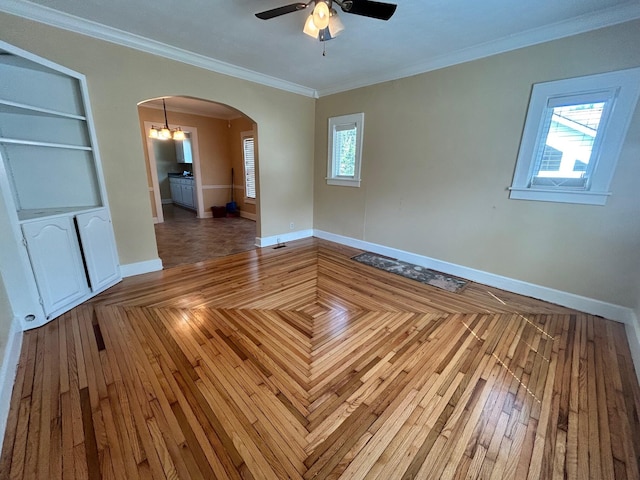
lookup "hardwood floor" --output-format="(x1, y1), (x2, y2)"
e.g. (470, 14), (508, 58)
(155, 204), (256, 268)
(2, 238), (639, 479)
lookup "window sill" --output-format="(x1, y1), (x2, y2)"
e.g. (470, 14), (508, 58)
(244, 198), (256, 205)
(326, 177), (361, 187)
(508, 187), (610, 205)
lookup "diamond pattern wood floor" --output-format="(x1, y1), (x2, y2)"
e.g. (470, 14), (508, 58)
(2, 238), (640, 479)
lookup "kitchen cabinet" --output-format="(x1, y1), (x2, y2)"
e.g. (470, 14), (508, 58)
(169, 179), (182, 205)
(183, 182), (195, 208)
(169, 176), (196, 210)
(0, 43), (122, 329)
(175, 134), (193, 163)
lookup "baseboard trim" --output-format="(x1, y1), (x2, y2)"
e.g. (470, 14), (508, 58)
(120, 258), (163, 277)
(0, 316), (23, 453)
(314, 229), (640, 381)
(256, 229), (314, 248)
(198, 211), (255, 220)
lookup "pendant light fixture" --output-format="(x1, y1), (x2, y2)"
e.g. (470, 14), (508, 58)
(148, 98), (186, 141)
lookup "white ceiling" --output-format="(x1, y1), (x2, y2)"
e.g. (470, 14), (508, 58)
(2, 0), (640, 97)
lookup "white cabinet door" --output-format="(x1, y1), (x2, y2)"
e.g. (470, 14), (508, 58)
(22, 216), (89, 316)
(170, 178), (182, 204)
(182, 184), (194, 208)
(175, 136), (192, 164)
(175, 141), (184, 163)
(76, 209), (121, 292)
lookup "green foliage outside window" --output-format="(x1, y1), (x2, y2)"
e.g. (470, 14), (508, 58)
(336, 128), (356, 176)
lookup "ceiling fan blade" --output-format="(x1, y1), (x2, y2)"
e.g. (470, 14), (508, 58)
(341, 0), (397, 20)
(255, 3), (309, 20)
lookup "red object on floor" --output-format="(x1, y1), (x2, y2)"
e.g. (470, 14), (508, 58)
(211, 206), (226, 218)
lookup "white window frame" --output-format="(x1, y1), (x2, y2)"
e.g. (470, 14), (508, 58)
(326, 113), (364, 187)
(241, 131), (256, 203)
(509, 67), (640, 205)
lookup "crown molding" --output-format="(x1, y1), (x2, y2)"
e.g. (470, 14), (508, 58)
(0, 0), (319, 98)
(316, 3), (640, 96)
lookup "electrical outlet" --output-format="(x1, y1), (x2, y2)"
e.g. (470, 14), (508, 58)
(289, 222), (294, 230)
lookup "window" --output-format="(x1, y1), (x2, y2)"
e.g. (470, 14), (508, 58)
(327, 113), (364, 187)
(242, 132), (256, 201)
(509, 68), (640, 205)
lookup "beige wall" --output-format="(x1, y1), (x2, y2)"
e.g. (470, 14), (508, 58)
(314, 20), (640, 309)
(0, 12), (314, 268)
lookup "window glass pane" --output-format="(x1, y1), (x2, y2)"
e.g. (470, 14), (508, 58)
(530, 102), (605, 188)
(327, 112), (363, 187)
(539, 145), (562, 171)
(334, 126), (356, 176)
(243, 137), (256, 199)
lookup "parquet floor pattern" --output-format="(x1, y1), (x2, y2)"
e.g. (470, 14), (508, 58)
(2, 238), (640, 479)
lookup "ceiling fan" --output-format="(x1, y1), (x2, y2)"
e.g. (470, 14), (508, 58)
(255, 0), (397, 42)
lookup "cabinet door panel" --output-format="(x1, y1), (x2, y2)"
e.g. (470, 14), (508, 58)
(183, 185), (194, 208)
(22, 217), (89, 315)
(170, 179), (182, 205)
(76, 209), (121, 292)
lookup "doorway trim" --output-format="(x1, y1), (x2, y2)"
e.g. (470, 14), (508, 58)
(144, 121), (205, 222)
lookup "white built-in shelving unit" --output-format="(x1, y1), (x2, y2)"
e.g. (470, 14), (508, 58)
(0, 43), (121, 330)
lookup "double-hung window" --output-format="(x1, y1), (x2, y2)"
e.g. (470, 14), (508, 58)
(242, 132), (256, 202)
(509, 68), (640, 205)
(326, 113), (364, 187)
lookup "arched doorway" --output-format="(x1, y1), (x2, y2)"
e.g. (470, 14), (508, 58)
(137, 96), (259, 268)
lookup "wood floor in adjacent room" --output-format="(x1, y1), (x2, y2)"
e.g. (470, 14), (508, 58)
(2, 238), (640, 479)
(154, 204), (256, 268)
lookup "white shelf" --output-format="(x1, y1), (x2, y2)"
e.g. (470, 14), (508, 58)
(18, 206), (101, 222)
(0, 138), (92, 151)
(0, 99), (86, 120)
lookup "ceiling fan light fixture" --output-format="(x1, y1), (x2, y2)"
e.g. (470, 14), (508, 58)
(318, 27), (332, 42)
(328, 8), (344, 37)
(312, 1), (330, 30)
(303, 13), (320, 37)
(149, 126), (159, 139)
